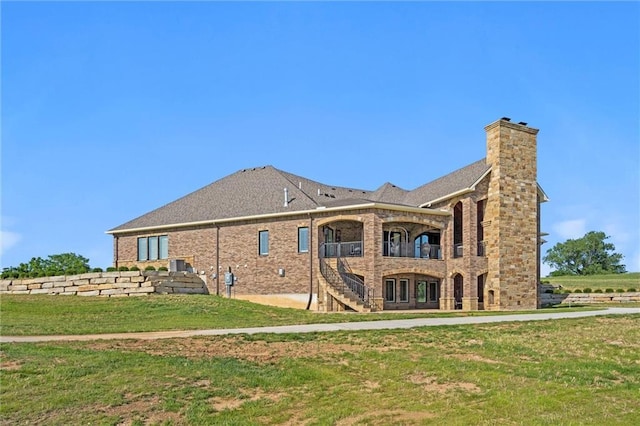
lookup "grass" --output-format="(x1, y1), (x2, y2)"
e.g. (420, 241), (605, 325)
(1, 314), (639, 424)
(0, 294), (593, 336)
(543, 272), (640, 292)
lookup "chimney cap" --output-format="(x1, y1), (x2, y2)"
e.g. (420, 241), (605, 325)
(518, 121), (528, 126)
(500, 117), (511, 122)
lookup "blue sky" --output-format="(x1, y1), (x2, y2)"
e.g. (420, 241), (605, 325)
(2, 1), (639, 275)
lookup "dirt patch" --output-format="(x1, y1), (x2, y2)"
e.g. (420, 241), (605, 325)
(210, 388), (286, 412)
(336, 409), (434, 425)
(86, 336), (361, 364)
(408, 373), (481, 394)
(448, 353), (502, 364)
(0, 360), (22, 371)
(97, 395), (182, 426)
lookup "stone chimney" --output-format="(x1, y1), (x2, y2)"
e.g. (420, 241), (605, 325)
(484, 118), (539, 310)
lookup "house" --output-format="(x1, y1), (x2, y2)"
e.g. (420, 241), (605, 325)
(107, 117), (548, 312)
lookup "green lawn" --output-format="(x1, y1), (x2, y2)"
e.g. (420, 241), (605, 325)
(543, 272), (639, 292)
(1, 314), (639, 425)
(0, 294), (588, 337)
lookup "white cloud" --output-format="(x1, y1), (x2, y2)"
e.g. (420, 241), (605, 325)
(552, 219), (587, 240)
(0, 230), (22, 256)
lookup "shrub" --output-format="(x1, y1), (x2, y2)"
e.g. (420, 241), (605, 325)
(628, 288), (637, 292)
(544, 289), (554, 294)
(117, 266), (129, 272)
(158, 266), (168, 271)
(106, 267), (117, 272)
(144, 266), (156, 271)
(615, 288), (625, 293)
(574, 289), (583, 293)
(563, 289), (572, 294)
(91, 267), (103, 273)
(129, 266), (140, 271)
(583, 288), (592, 293)
(605, 288), (614, 293)
(594, 289), (603, 293)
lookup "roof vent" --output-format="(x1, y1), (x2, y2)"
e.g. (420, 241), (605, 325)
(284, 188), (289, 207)
(501, 117), (511, 122)
(518, 121), (528, 126)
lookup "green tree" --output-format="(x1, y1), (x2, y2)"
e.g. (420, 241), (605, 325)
(543, 231), (626, 276)
(1, 253), (91, 278)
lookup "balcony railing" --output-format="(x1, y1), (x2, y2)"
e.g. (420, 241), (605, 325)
(383, 242), (441, 260)
(320, 241), (363, 258)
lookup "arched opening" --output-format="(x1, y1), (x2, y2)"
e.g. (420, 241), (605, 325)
(453, 274), (463, 310)
(320, 220), (364, 258)
(414, 232), (442, 259)
(453, 202), (463, 258)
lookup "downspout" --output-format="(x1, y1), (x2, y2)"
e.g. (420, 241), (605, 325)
(114, 236), (119, 268)
(215, 224), (220, 296)
(305, 214), (314, 310)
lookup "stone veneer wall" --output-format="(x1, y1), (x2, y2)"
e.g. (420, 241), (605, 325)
(540, 292), (640, 307)
(485, 119), (539, 310)
(0, 271), (208, 297)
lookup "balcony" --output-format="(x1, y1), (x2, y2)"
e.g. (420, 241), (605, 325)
(320, 241), (363, 258)
(383, 242), (442, 260)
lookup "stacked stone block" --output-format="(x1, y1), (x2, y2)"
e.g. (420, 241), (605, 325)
(0, 271), (207, 297)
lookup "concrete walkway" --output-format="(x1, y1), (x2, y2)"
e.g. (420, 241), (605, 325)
(2, 307), (639, 343)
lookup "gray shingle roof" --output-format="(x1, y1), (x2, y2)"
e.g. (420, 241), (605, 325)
(109, 160), (491, 233)
(402, 158), (491, 206)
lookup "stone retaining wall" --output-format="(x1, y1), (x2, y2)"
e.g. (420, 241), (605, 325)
(0, 271), (208, 297)
(540, 292), (640, 307)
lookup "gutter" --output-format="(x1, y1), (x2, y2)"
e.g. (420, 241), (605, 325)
(106, 202), (450, 235)
(419, 188), (474, 208)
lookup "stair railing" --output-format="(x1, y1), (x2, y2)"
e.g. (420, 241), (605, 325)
(336, 257), (374, 309)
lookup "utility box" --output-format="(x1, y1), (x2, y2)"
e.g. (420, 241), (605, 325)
(169, 259), (186, 272)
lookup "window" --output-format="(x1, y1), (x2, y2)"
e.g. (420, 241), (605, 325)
(385, 279), (396, 302)
(159, 236), (169, 259)
(259, 230), (269, 255)
(137, 235), (169, 261)
(137, 237), (148, 261)
(399, 279), (409, 302)
(429, 281), (439, 302)
(149, 236), (159, 260)
(298, 227), (309, 253)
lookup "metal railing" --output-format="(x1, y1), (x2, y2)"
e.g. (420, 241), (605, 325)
(337, 257), (373, 308)
(320, 241), (363, 258)
(319, 257), (373, 310)
(383, 242), (442, 260)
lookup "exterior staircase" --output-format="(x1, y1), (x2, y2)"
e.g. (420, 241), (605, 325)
(319, 257), (374, 312)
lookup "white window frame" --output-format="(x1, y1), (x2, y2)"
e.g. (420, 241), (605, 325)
(259, 230), (269, 256)
(298, 227), (309, 253)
